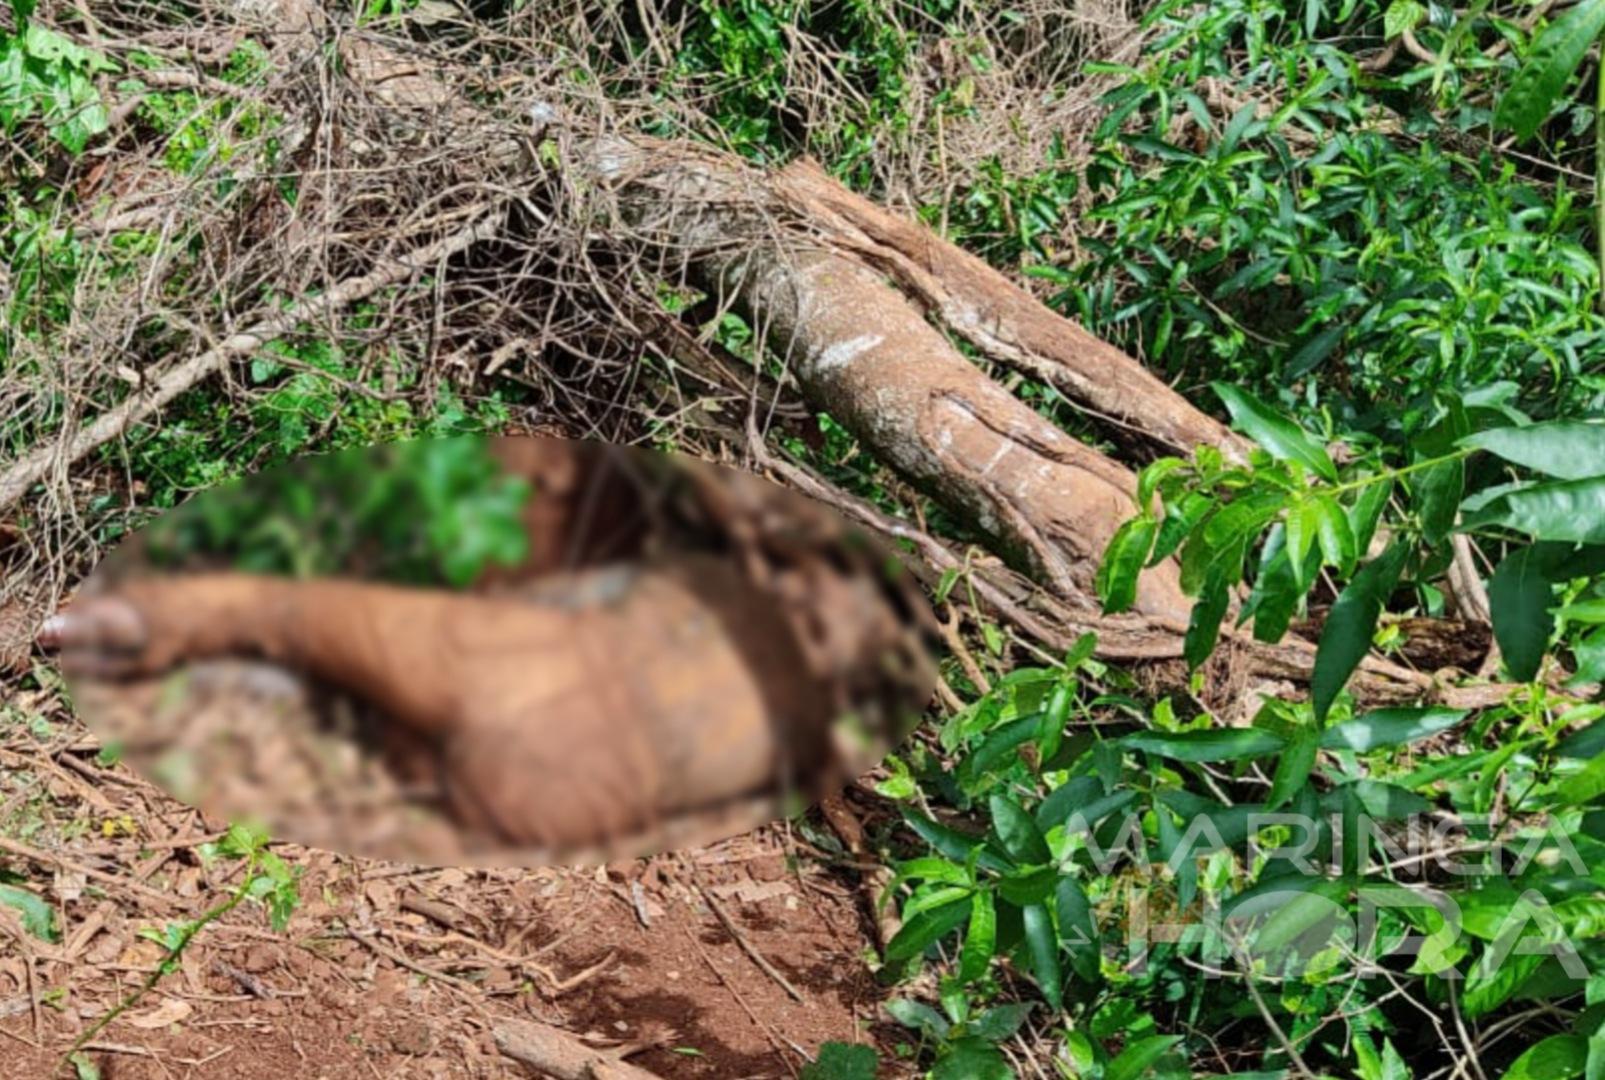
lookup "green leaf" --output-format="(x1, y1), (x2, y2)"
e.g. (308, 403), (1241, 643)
(1559, 753), (1605, 805)
(1498, 1035), (1588, 1080)
(1122, 727), (1286, 762)
(1267, 723), (1320, 810)
(1213, 384), (1337, 481)
(933, 1040), (1012, 1080)
(884, 896), (973, 963)
(1319, 707), (1466, 752)
(1179, 492), (1285, 595)
(1312, 542), (1408, 722)
(1355, 1035), (1411, 1080)
(1464, 477), (1605, 544)
(0, 883), (59, 942)
(1383, 0), (1425, 37)
(959, 889), (997, 983)
(1462, 422), (1605, 481)
(1314, 494), (1357, 574)
(801, 1042), (878, 1080)
(991, 793), (1052, 866)
(1137, 457), (1187, 511)
(1183, 575), (1232, 669)
(1106, 1035), (1184, 1080)
(1495, 0), (1605, 140)
(1099, 516), (1158, 614)
(1021, 902), (1063, 1012)
(883, 998), (949, 1039)
(902, 811), (1011, 873)
(1348, 476), (1394, 557)
(1151, 491), (1212, 566)
(1285, 499), (1320, 592)
(971, 1003), (1035, 1043)
(1487, 547), (1555, 682)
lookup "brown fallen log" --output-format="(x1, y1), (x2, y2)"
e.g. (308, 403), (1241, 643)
(768, 158), (1251, 461)
(582, 137), (1193, 623)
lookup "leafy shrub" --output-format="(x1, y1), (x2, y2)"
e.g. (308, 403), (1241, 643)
(0, 1), (114, 154)
(145, 434), (531, 587)
(1031, 0), (1605, 425)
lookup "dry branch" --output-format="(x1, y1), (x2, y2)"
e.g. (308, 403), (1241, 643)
(0, 208), (503, 516)
(494, 1019), (666, 1080)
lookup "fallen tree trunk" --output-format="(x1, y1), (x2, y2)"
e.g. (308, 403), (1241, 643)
(580, 137), (1193, 621)
(769, 159), (1251, 461)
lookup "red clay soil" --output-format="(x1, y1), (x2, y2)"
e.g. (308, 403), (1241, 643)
(0, 676), (913, 1080)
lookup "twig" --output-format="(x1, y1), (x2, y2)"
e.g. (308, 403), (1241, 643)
(694, 884), (804, 1003)
(0, 207), (503, 514)
(0, 836), (180, 911)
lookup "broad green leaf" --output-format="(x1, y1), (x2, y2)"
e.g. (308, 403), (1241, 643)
(1383, 0), (1425, 37)
(0, 883), (59, 942)
(1314, 494), (1357, 573)
(883, 998), (949, 1039)
(1348, 476), (1394, 557)
(991, 793), (1052, 866)
(971, 1003), (1035, 1043)
(1035, 776), (1102, 832)
(1250, 880), (1349, 956)
(1180, 492), (1285, 595)
(801, 1043), (877, 1080)
(1355, 1035), (1411, 1080)
(1021, 902), (1063, 1011)
(959, 889), (996, 983)
(1498, 1035), (1588, 1080)
(1559, 753), (1605, 805)
(1488, 547), (1555, 682)
(1319, 707), (1466, 752)
(1312, 542), (1408, 722)
(1573, 628), (1605, 687)
(1213, 384), (1337, 481)
(1560, 600), (1605, 624)
(1099, 516), (1158, 614)
(933, 1040), (1012, 1080)
(902, 811), (1011, 873)
(1151, 490), (1213, 566)
(1558, 718), (1605, 760)
(1267, 723), (1319, 810)
(1055, 876), (1096, 948)
(1122, 727), (1285, 762)
(884, 896), (973, 963)
(1319, 778), (1431, 818)
(960, 715), (1042, 787)
(1462, 422), (1605, 481)
(1464, 477), (1605, 545)
(1184, 575), (1232, 669)
(1284, 499), (1320, 592)
(1241, 523), (1317, 644)
(1137, 457), (1187, 511)
(1495, 0), (1605, 140)
(1106, 1035), (1184, 1080)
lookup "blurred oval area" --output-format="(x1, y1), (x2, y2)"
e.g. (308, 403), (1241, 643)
(42, 436), (936, 867)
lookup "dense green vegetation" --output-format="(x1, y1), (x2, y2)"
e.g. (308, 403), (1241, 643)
(7, 0), (1605, 1077)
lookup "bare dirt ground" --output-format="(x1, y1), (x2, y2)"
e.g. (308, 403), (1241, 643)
(0, 669), (910, 1079)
